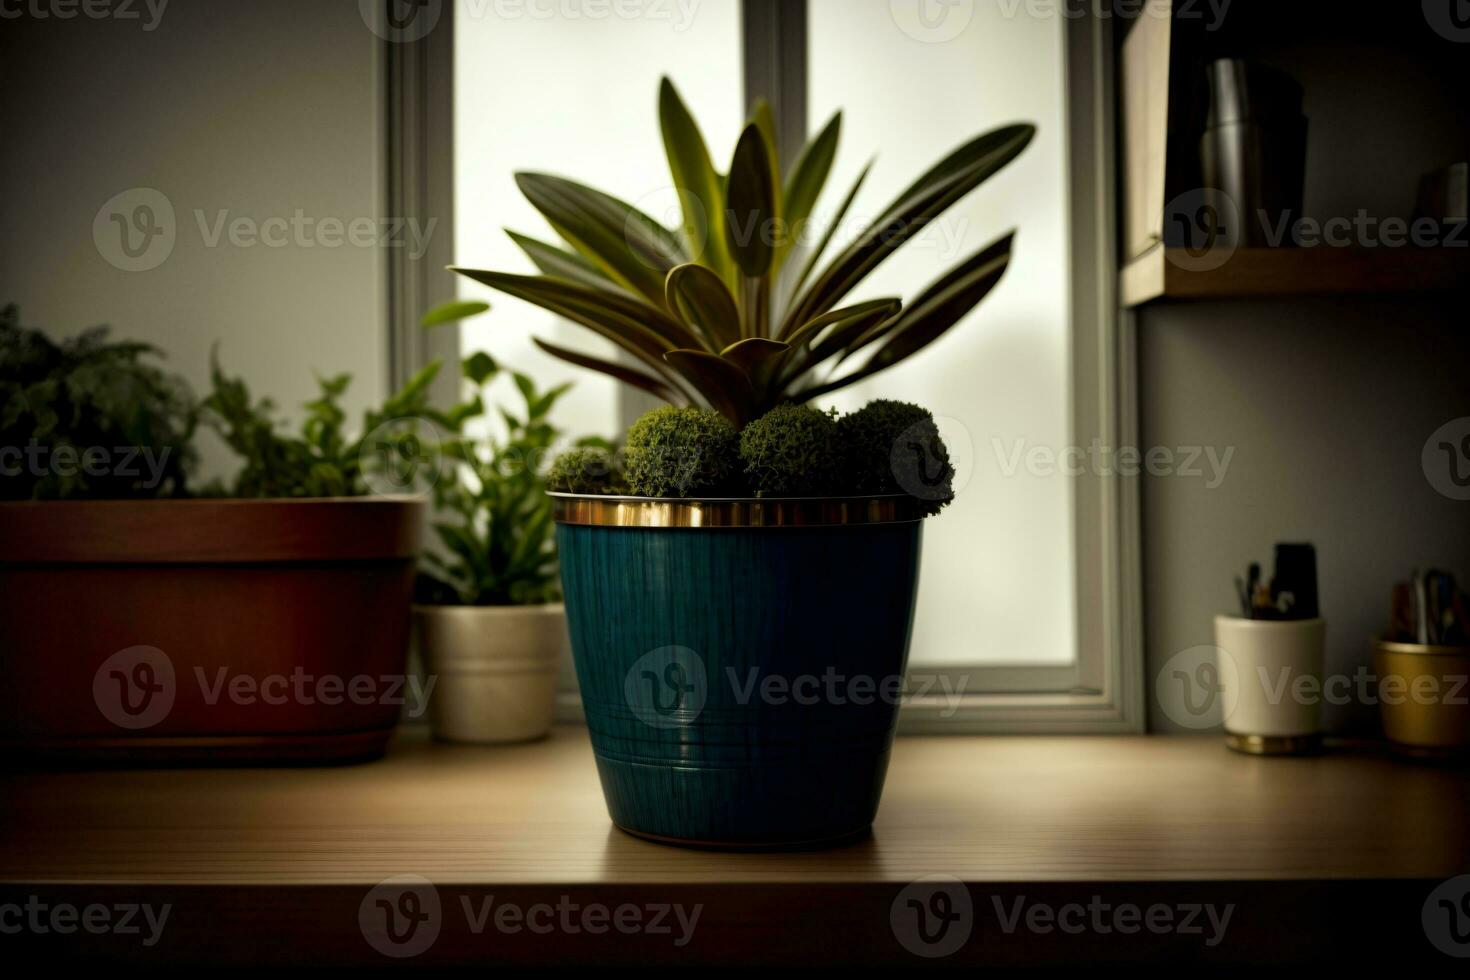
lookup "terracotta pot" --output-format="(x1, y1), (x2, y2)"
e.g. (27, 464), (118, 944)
(0, 498), (423, 764)
(413, 603), (567, 743)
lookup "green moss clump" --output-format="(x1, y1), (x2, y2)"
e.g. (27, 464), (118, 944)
(837, 400), (954, 514)
(623, 406), (740, 497)
(738, 403), (840, 497)
(547, 447), (624, 495)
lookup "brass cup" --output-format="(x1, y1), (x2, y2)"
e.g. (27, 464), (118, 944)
(1372, 639), (1470, 759)
(1224, 732), (1322, 756)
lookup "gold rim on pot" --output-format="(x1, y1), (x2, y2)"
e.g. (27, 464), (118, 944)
(548, 493), (925, 528)
(1374, 639), (1470, 657)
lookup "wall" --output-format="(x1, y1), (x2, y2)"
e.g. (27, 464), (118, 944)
(1141, 31), (1470, 733)
(1141, 296), (1470, 733)
(0, 0), (387, 482)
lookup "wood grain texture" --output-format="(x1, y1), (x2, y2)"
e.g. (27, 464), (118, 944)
(1121, 245), (1470, 308)
(0, 498), (425, 563)
(2, 728), (1465, 886)
(0, 499), (421, 761)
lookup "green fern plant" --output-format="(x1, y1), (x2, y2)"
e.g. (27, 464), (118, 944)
(202, 355), (447, 499)
(418, 353), (607, 605)
(436, 78), (1033, 427)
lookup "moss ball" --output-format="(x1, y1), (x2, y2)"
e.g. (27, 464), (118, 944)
(623, 406), (740, 497)
(547, 447), (624, 494)
(837, 399), (954, 514)
(739, 403), (840, 497)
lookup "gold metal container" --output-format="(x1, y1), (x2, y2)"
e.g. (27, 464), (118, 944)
(1372, 639), (1470, 760)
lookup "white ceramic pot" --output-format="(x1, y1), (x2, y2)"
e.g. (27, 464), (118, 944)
(413, 603), (568, 744)
(1213, 615), (1326, 755)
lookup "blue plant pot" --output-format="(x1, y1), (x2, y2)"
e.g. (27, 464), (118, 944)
(553, 495), (924, 849)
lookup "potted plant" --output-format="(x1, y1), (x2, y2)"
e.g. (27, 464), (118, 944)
(411, 324), (603, 744)
(438, 79), (1033, 847)
(0, 304), (449, 763)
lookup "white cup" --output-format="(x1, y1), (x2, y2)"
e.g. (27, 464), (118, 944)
(1213, 615), (1326, 753)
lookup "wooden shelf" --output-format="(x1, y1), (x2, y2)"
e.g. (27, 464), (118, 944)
(1, 728), (1467, 966)
(1122, 244), (1469, 307)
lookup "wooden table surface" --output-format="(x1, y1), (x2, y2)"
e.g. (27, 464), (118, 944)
(3, 727), (1467, 884)
(2, 729), (1466, 966)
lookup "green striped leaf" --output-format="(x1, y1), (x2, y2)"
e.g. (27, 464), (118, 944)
(658, 77), (735, 284)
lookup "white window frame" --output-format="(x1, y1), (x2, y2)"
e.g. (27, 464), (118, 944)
(897, 11), (1143, 733)
(386, 2), (1143, 733)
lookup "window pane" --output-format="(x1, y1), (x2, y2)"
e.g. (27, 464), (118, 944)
(808, 0), (1075, 667)
(453, 0), (742, 443)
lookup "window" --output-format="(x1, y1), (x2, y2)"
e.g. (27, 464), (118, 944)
(453, 1), (744, 444)
(438, 1), (1139, 731)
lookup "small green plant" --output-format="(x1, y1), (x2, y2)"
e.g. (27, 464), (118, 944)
(547, 445), (625, 495)
(623, 405), (739, 498)
(837, 399), (953, 513)
(739, 403), (839, 497)
(0, 304), (197, 500)
(416, 356), (589, 606)
(447, 78), (1030, 427)
(202, 353), (448, 498)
